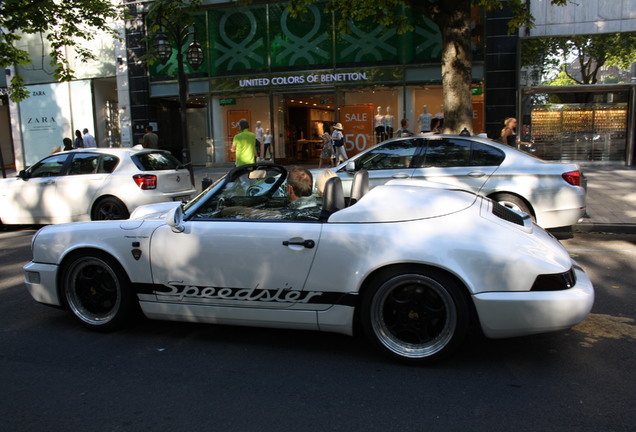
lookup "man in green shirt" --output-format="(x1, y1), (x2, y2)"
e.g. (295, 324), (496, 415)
(231, 119), (256, 166)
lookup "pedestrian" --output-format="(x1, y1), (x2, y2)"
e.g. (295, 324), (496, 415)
(62, 137), (74, 151)
(331, 122), (347, 165)
(254, 120), (264, 160)
(82, 128), (97, 148)
(231, 119), (257, 166)
(318, 124), (334, 168)
(500, 117), (532, 149)
(395, 118), (414, 137)
(263, 128), (273, 160)
(74, 130), (84, 148)
(142, 125), (159, 148)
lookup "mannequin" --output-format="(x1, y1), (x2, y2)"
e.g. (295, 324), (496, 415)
(374, 106), (386, 144)
(418, 105), (433, 133)
(254, 120), (264, 159)
(383, 106), (395, 139)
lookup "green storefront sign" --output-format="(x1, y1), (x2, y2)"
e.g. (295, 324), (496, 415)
(219, 98), (236, 106)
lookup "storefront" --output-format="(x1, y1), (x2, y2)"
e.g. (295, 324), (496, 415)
(148, 2), (485, 165)
(521, 84), (636, 165)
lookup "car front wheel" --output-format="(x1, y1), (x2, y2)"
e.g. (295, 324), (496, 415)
(361, 269), (470, 363)
(61, 252), (136, 330)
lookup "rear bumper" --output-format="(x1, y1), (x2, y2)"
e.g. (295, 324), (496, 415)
(473, 266), (594, 338)
(24, 261), (61, 307)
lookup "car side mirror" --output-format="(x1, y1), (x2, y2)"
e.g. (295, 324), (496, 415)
(17, 170), (28, 180)
(345, 161), (356, 173)
(165, 205), (185, 233)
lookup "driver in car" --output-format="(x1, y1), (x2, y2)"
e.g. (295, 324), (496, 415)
(219, 166), (320, 220)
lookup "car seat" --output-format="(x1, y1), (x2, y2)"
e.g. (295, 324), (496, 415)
(320, 176), (345, 220)
(349, 169), (369, 205)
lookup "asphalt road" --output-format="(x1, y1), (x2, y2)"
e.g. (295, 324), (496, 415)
(0, 227), (634, 432)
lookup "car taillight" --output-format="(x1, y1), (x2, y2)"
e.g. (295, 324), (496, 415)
(562, 170), (582, 186)
(133, 174), (157, 190)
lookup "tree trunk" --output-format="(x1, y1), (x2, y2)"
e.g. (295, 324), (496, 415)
(434, 1), (474, 134)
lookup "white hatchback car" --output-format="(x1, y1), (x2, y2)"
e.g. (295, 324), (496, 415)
(326, 135), (587, 229)
(0, 148), (196, 224)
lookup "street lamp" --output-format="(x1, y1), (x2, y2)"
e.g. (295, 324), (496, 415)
(152, 25), (203, 186)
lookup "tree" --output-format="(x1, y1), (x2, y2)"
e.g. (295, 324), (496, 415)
(0, 0), (122, 101)
(288, 0), (567, 133)
(522, 32), (636, 85)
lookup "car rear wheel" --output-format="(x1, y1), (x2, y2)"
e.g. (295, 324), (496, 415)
(61, 252), (136, 330)
(92, 197), (130, 220)
(493, 193), (532, 218)
(361, 269), (470, 363)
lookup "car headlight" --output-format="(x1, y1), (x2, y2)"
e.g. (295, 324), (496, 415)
(530, 267), (576, 291)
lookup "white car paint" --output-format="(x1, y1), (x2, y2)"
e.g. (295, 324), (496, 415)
(0, 148), (196, 224)
(24, 166), (593, 353)
(322, 135), (586, 229)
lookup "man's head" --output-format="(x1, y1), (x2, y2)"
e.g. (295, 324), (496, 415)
(239, 119), (249, 130)
(83, 128), (89, 134)
(145, 125), (153, 133)
(286, 166), (313, 201)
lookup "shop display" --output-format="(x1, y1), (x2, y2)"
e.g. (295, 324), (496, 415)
(529, 104), (627, 161)
(418, 105), (433, 133)
(374, 106), (386, 144)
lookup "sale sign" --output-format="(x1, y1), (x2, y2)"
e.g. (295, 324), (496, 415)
(339, 104), (374, 157)
(226, 109), (250, 162)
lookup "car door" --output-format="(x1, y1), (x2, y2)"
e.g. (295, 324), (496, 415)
(411, 138), (504, 193)
(1, 153), (70, 222)
(338, 139), (424, 193)
(149, 165), (323, 310)
(54, 152), (112, 219)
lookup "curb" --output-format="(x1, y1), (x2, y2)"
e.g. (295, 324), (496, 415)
(571, 223), (636, 235)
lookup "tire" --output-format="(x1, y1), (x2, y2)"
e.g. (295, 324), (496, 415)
(91, 197), (130, 221)
(61, 252), (136, 330)
(493, 193), (533, 218)
(360, 269), (470, 363)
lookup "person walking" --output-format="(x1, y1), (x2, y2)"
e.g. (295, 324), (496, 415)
(331, 122), (347, 165)
(74, 130), (84, 148)
(318, 124), (334, 168)
(231, 119), (257, 166)
(263, 128), (273, 160)
(142, 125), (159, 148)
(395, 118), (414, 137)
(500, 117), (532, 149)
(83, 128), (97, 148)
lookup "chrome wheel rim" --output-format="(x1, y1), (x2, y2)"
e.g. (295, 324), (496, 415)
(370, 275), (456, 359)
(64, 257), (121, 326)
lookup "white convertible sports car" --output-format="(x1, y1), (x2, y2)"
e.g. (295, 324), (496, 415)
(24, 163), (594, 363)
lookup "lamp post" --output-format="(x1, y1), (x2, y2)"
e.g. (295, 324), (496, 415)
(152, 25), (204, 186)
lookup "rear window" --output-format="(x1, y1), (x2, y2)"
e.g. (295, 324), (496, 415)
(132, 152), (182, 171)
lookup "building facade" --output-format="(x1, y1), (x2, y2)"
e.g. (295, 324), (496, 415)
(518, 0), (636, 166)
(127, 1), (487, 165)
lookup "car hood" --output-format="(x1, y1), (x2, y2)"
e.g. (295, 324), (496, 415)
(329, 180), (479, 223)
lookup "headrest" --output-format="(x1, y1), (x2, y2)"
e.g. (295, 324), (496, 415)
(320, 176), (345, 220)
(350, 169), (369, 204)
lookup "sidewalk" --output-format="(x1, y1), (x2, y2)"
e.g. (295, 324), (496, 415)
(574, 164), (636, 234)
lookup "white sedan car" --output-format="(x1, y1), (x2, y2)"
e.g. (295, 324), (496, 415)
(0, 148), (196, 224)
(324, 135), (586, 229)
(24, 163), (594, 363)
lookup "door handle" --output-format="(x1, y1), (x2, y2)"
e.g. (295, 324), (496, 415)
(467, 171), (486, 178)
(282, 239), (315, 249)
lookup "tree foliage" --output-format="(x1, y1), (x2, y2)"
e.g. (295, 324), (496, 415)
(0, 0), (122, 101)
(287, 0), (567, 133)
(522, 32), (636, 85)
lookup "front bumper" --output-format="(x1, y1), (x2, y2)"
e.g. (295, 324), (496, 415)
(24, 262), (61, 307)
(473, 265), (594, 338)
